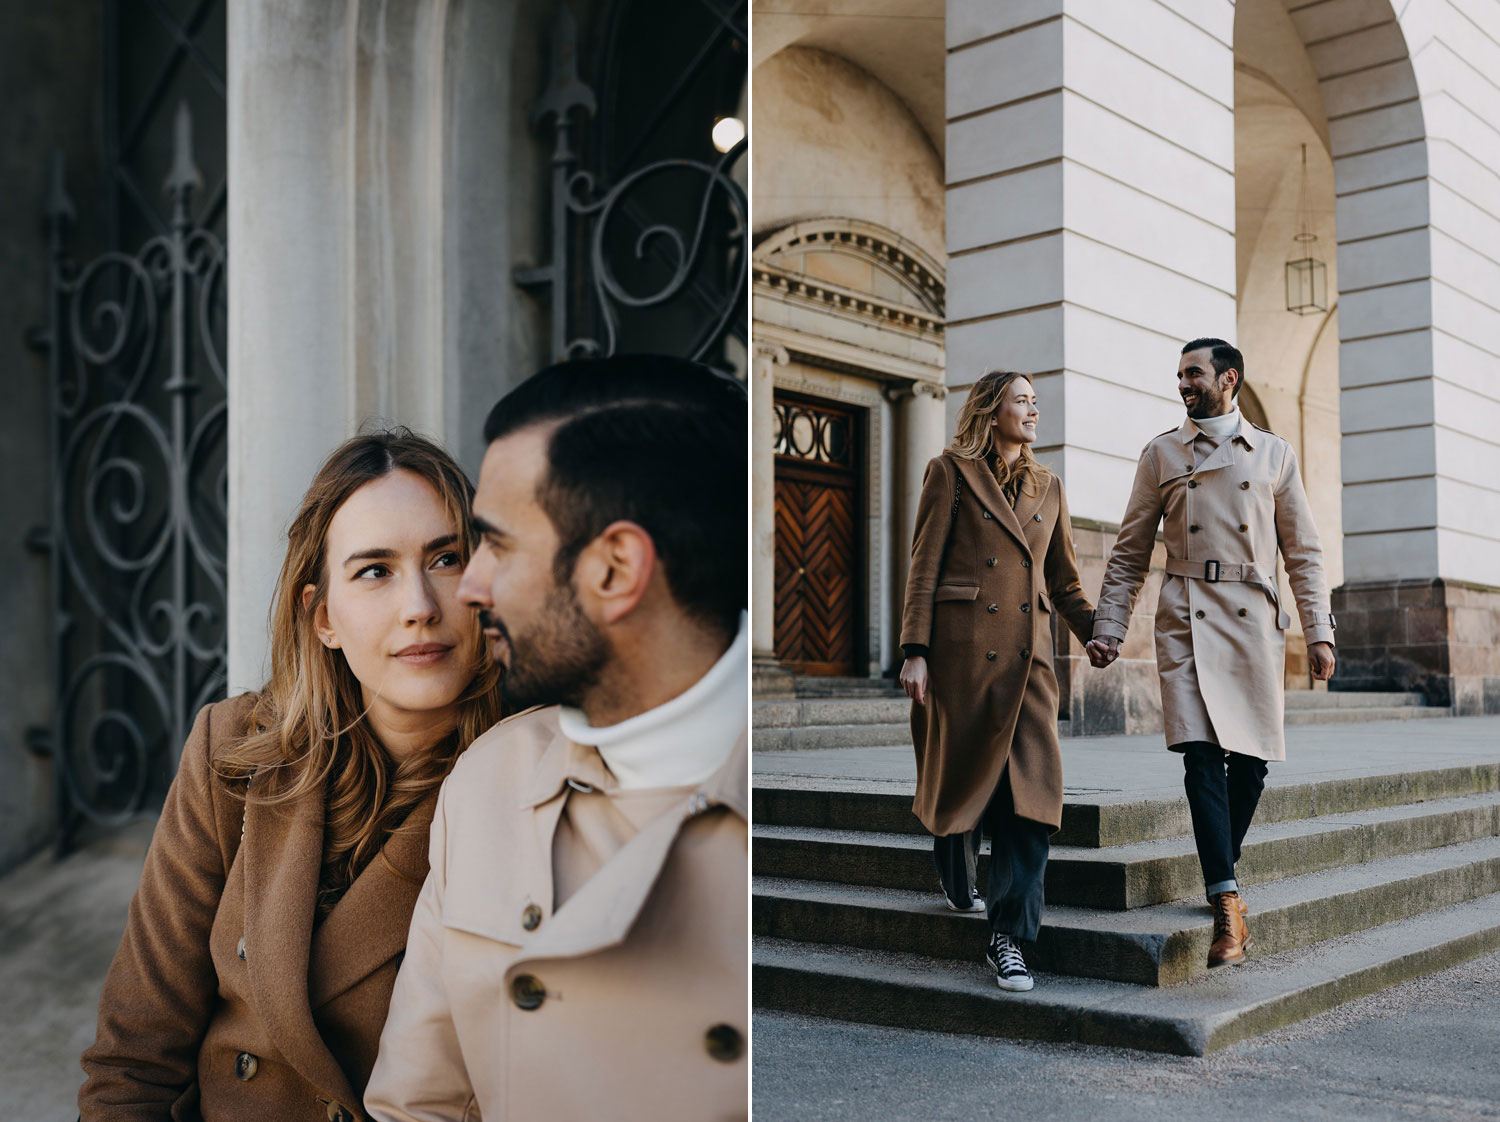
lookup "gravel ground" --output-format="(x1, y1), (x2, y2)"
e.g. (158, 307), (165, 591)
(753, 948), (1500, 1121)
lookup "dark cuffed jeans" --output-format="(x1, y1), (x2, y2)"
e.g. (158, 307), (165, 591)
(1177, 741), (1269, 896)
(932, 770), (1050, 942)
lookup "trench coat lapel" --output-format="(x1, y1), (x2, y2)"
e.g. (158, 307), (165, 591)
(513, 732), (748, 967)
(307, 791), (437, 1009)
(953, 457), (1029, 556)
(241, 776), (360, 1110)
(1012, 475), (1048, 540)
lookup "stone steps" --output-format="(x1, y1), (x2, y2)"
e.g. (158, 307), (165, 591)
(751, 732), (1500, 1052)
(754, 790), (1500, 909)
(755, 833), (1500, 986)
(753, 889), (1500, 1056)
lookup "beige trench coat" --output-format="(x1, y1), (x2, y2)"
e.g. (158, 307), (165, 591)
(80, 692), (434, 1122)
(363, 706), (748, 1122)
(1093, 417), (1336, 761)
(900, 454), (1096, 836)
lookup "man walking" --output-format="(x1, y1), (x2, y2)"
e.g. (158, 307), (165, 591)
(365, 355), (747, 1120)
(1086, 338), (1335, 968)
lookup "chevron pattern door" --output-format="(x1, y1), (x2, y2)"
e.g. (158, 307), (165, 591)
(773, 394), (861, 676)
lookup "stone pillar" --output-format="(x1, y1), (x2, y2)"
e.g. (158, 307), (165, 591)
(892, 381), (948, 646)
(751, 343), (789, 692)
(945, 0), (1236, 733)
(226, 0), (540, 690)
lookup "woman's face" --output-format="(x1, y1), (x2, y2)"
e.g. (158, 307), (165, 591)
(988, 377), (1038, 446)
(308, 469), (476, 734)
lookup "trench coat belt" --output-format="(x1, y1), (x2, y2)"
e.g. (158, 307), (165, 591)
(1163, 557), (1291, 629)
(1163, 557), (1259, 583)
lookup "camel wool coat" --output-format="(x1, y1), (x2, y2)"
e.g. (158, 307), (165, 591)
(80, 692), (436, 1122)
(1092, 416), (1336, 761)
(364, 705), (748, 1122)
(900, 454), (1096, 837)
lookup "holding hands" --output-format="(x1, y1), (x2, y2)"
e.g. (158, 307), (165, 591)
(1086, 635), (1119, 669)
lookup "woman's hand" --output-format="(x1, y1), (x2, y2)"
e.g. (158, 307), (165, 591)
(900, 656), (930, 705)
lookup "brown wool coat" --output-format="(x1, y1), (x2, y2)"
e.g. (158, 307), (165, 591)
(364, 705), (749, 1122)
(1092, 417), (1336, 761)
(900, 454), (1096, 836)
(79, 692), (437, 1122)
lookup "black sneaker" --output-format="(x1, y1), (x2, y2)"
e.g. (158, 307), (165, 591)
(985, 932), (1034, 992)
(943, 887), (983, 912)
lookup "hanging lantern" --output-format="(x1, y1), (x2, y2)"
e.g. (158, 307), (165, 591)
(1285, 143), (1327, 315)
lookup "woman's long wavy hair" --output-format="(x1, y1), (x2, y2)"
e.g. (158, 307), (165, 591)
(948, 369), (1050, 501)
(218, 429), (502, 918)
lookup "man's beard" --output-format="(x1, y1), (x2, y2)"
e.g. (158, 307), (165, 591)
(494, 581), (609, 711)
(1184, 379), (1228, 419)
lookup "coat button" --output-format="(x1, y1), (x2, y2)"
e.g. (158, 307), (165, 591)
(326, 1104), (354, 1122)
(511, 974), (546, 1010)
(1239, 523), (1248, 532)
(235, 1052), (258, 1081)
(987, 603), (998, 613)
(1020, 603), (1030, 613)
(1195, 610), (1206, 619)
(986, 557), (997, 567)
(521, 904), (543, 931)
(236, 936), (246, 961)
(1188, 480), (1198, 489)
(1020, 649), (1031, 659)
(986, 651), (997, 661)
(1238, 608), (1248, 617)
(1240, 481), (1250, 490)
(1033, 513), (1042, 522)
(1189, 524), (1200, 533)
(1021, 559), (1031, 569)
(983, 510), (993, 519)
(705, 1023), (744, 1063)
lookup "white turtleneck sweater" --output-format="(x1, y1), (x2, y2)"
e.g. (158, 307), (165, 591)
(557, 613), (748, 790)
(1190, 407), (1241, 442)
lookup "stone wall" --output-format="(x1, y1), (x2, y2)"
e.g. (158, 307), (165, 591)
(0, 0), (104, 872)
(1333, 580), (1500, 715)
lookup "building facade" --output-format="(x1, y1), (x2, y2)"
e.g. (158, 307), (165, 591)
(752, 0), (1500, 730)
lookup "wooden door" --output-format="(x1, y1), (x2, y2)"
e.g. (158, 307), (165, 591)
(773, 394), (861, 675)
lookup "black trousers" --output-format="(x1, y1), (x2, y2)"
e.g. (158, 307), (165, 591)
(932, 770), (1050, 942)
(1177, 741), (1269, 896)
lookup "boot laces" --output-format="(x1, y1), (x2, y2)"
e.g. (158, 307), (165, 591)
(1212, 895), (1236, 940)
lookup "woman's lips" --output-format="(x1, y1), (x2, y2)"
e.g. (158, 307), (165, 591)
(394, 643), (454, 666)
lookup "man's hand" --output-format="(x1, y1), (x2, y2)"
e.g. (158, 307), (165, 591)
(1086, 635), (1120, 669)
(900, 656), (929, 705)
(1308, 641), (1336, 681)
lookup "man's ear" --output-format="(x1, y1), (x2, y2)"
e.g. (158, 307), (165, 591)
(572, 521), (657, 625)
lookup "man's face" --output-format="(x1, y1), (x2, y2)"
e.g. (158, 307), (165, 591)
(1177, 348), (1236, 419)
(457, 426), (608, 711)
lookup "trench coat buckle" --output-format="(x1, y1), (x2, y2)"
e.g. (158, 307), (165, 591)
(1203, 560), (1221, 584)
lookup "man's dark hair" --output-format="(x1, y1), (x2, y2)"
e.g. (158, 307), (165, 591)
(483, 354), (746, 640)
(1181, 337), (1245, 397)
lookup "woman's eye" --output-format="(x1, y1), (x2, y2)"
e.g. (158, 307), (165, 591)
(354, 564), (390, 580)
(432, 551), (461, 569)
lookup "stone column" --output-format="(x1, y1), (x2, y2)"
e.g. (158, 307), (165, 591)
(892, 381), (948, 643)
(751, 342), (787, 682)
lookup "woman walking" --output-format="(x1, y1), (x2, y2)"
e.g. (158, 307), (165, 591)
(79, 430), (502, 1121)
(899, 370), (1095, 991)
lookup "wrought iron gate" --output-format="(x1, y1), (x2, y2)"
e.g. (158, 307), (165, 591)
(30, 0), (228, 853)
(518, 0), (748, 377)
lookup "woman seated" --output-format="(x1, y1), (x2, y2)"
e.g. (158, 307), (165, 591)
(79, 430), (502, 1122)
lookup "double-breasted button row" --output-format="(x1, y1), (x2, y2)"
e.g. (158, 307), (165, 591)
(705, 1023), (744, 1063)
(1021, 559), (1031, 569)
(986, 651), (997, 661)
(1188, 480), (1198, 489)
(987, 603), (998, 613)
(986, 557), (997, 567)
(521, 903), (543, 931)
(983, 511), (993, 520)
(1240, 481), (1250, 490)
(512, 973), (546, 1010)
(1195, 610), (1205, 619)
(235, 1051), (258, 1081)
(1019, 603), (1030, 613)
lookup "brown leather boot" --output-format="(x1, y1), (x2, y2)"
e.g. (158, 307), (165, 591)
(1207, 891), (1251, 968)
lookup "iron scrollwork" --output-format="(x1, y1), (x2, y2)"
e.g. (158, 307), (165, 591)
(31, 103), (227, 851)
(516, 6), (747, 377)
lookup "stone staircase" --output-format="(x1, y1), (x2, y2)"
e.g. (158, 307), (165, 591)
(752, 745), (1500, 1055)
(753, 688), (1447, 751)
